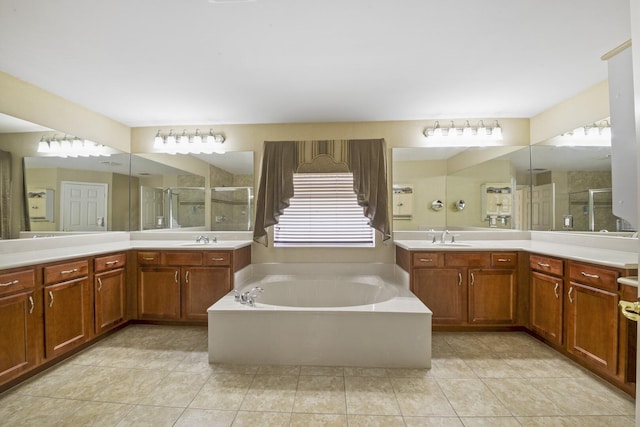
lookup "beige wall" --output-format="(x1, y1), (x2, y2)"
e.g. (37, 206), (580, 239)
(530, 81), (610, 145)
(0, 72), (130, 153)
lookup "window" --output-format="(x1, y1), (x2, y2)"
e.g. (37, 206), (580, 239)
(273, 172), (375, 247)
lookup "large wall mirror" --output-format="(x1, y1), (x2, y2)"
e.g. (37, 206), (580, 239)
(130, 151), (254, 232)
(392, 125), (635, 233)
(530, 140), (632, 233)
(0, 113), (129, 238)
(392, 146), (531, 231)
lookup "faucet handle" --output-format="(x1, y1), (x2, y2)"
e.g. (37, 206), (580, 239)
(233, 289), (241, 301)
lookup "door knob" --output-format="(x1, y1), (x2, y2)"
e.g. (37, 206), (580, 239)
(619, 300), (640, 322)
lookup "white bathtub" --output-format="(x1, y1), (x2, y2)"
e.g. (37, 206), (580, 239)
(208, 263), (432, 368)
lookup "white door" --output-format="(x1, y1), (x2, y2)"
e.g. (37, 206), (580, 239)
(60, 182), (108, 232)
(531, 183), (555, 230)
(140, 186), (165, 230)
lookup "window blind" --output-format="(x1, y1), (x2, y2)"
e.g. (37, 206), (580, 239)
(274, 172), (375, 247)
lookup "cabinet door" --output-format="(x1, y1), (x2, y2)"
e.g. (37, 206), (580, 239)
(182, 267), (231, 321)
(565, 282), (619, 375)
(95, 268), (125, 334)
(468, 269), (516, 324)
(0, 291), (38, 383)
(138, 267), (180, 320)
(413, 268), (465, 324)
(530, 271), (563, 345)
(44, 277), (92, 358)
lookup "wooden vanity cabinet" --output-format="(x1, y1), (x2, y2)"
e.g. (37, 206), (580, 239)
(138, 252), (181, 320)
(402, 248), (518, 327)
(565, 261), (621, 376)
(94, 253), (126, 334)
(43, 259), (92, 359)
(529, 254), (564, 346)
(0, 267), (40, 385)
(137, 250), (235, 322)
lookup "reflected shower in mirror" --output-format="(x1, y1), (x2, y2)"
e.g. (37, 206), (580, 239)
(131, 151), (254, 232)
(530, 143), (633, 232)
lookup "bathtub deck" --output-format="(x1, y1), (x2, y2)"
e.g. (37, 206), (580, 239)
(208, 267), (432, 368)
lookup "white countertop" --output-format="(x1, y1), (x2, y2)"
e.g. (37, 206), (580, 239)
(0, 233), (252, 270)
(394, 239), (639, 270)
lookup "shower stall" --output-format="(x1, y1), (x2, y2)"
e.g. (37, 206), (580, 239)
(211, 187), (253, 231)
(140, 186), (205, 230)
(568, 188), (618, 232)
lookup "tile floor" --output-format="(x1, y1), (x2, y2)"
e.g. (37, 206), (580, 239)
(0, 324), (635, 426)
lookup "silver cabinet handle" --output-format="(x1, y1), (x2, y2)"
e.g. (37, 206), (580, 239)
(48, 290), (54, 308)
(60, 268), (79, 274)
(0, 279), (19, 287)
(553, 283), (559, 299)
(105, 260), (119, 266)
(470, 273), (475, 286)
(497, 258), (511, 262)
(185, 271), (190, 283)
(458, 272), (462, 287)
(97, 277), (103, 292)
(537, 262), (551, 268)
(211, 257), (225, 261)
(174, 271), (178, 283)
(581, 271), (600, 279)
(568, 286), (574, 303)
(419, 258), (433, 262)
(28, 296), (34, 314)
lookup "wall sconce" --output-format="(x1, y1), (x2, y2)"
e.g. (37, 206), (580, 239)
(154, 129), (226, 154)
(37, 135), (109, 157)
(454, 200), (466, 211)
(553, 120), (611, 146)
(423, 120), (503, 146)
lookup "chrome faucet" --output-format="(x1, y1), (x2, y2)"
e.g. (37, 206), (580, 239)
(195, 235), (210, 244)
(236, 287), (264, 306)
(440, 229), (450, 243)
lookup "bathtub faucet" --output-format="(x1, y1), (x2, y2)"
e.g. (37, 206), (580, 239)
(238, 287), (264, 306)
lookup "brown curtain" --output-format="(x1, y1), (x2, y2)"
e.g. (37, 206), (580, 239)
(0, 150), (12, 239)
(347, 139), (391, 242)
(253, 139), (391, 245)
(253, 141), (298, 245)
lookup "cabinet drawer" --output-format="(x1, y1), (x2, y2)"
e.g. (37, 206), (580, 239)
(203, 252), (231, 266)
(0, 269), (36, 295)
(44, 260), (88, 284)
(95, 253), (126, 272)
(137, 252), (160, 265)
(491, 252), (517, 267)
(162, 252), (203, 266)
(445, 252), (490, 267)
(530, 254), (563, 276)
(412, 253), (442, 268)
(569, 262), (619, 291)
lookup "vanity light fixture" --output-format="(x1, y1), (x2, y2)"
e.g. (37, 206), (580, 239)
(423, 120), (503, 146)
(37, 135), (109, 157)
(153, 129), (226, 154)
(553, 120), (611, 146)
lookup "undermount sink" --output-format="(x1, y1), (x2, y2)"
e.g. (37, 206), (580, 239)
(433, 242), (472, 247)
(180, 242), (218, 247)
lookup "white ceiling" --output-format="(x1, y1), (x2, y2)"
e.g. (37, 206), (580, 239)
(0, 0), (631, 127)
